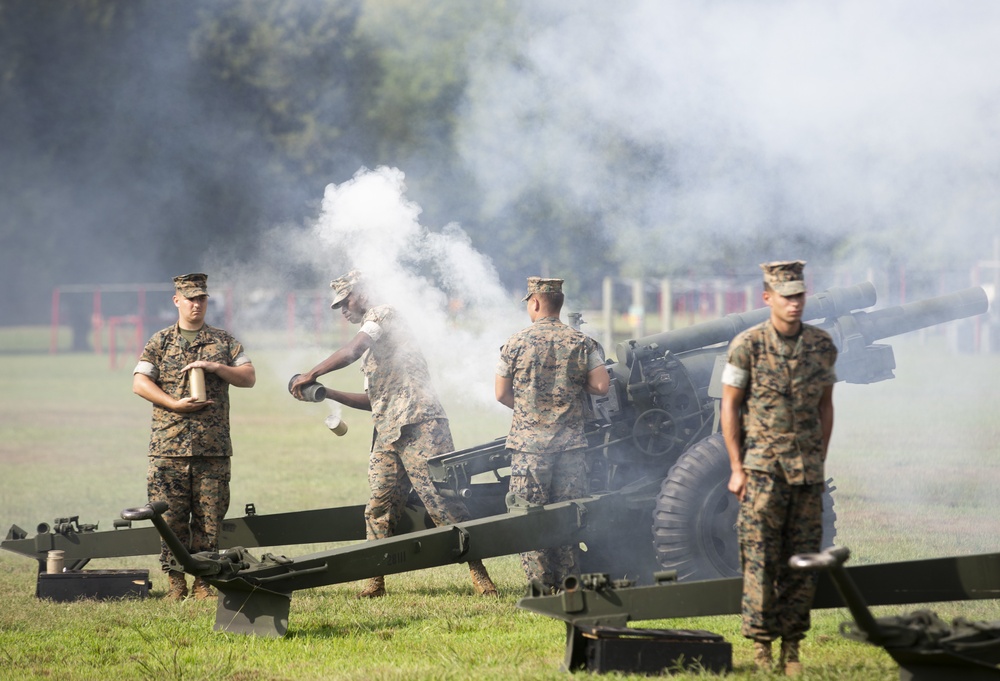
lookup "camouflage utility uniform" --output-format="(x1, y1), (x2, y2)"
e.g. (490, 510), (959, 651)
(497, 316), (605, 590)
(135, 324), (251, 572)
(359, 304), (470, 540)
(724, 320), (837, 643)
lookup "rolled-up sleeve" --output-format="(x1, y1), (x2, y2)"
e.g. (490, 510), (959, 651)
(721, 362), (749, 388)
(360, 320), (382, 342)
(133, 360), (158, 380)
(722, 337), (751, 389)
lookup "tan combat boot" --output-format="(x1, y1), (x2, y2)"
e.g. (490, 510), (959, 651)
(752, 641), (773, 673)
(191, 576), (214, 600)
(468, 560), (498, 596)
(164, 571), (188, 601)
(357, 576), (386, 598)
(780, 639), (803, 676)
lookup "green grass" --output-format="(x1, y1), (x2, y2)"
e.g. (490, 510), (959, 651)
(1, 336), (999, 680)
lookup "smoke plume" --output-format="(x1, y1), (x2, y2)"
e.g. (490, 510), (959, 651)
(457, 0), (1000, 275)
(311, 166), (524, 405)
(213, 166), (533, 412)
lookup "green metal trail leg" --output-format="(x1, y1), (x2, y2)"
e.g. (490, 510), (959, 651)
(563, 622), (589, 672)
(213, 583), (291, 638)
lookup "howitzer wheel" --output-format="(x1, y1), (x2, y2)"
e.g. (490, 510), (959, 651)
(631, 409), (683, 457)
(651, 433), (836, 581)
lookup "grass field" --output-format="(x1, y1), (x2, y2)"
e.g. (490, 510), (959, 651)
(1, 330), (998, 680)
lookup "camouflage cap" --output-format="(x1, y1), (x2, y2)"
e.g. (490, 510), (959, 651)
(760, 260), (807, 296)
(173, 273), (209, 298)
(330, 269), (362, 309)
(522, 276), (564, 301)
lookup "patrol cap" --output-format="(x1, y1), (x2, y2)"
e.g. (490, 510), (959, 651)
(522, 276), (564, 301)
(330, 269), (362, 309)
(760, 260), (807, 296)
(173, 273), (209, 298)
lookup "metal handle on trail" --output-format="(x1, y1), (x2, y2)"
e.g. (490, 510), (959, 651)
(121, 501), (168, 522)
(120, 501), (217, 577)
(790, 545), (886, 644)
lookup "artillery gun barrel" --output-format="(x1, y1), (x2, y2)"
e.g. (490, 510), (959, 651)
(617, 282), (877, 362)
(844, 286), (988, 344)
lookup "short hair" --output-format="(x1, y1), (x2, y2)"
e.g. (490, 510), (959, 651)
(536, 291), (564, 312)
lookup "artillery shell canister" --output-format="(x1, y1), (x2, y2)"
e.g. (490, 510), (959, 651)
(289, 374), (327, 402)
(325, 414), (349, 436)
(190, 367), (207, 402)
(46, 550), (65, 574)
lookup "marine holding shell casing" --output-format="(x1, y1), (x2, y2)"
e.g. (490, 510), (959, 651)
(288, 374), (327, 402)
(190, 368), (207, 402)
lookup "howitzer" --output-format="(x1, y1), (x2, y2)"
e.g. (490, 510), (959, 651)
(427, 282), (989, 582)
(2, 282), (989, 637)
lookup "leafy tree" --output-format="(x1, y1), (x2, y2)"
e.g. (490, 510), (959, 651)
(190, 0), (380, 182)
(0, 0), (383, 322)
(0, 0), (158, 322)
(354, 0), (513, 231)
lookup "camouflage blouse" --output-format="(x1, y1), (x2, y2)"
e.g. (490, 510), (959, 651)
(497, 316), (604, 454)
(134, 324), (250, 458)
(360, 305), (448, 450)
(725, 320), (837, 484)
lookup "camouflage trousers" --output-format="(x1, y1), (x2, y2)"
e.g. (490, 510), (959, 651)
(738, 470), (823, 642)
(508, 448), (587, 591)
(365, 418), (471, 542)
(147, 456), (231, 573)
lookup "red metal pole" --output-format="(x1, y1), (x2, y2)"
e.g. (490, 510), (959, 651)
(134, 316), (143, 361)
(108, 317), (118, 369)
(93, 289), (103, 355)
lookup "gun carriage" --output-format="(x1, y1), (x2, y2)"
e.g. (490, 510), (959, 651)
(516, 546), (1000, 676)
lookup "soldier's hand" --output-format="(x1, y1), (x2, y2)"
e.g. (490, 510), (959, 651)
(728, 469), (747, 501)
(289, 374), (311, 400)
(182, 360), (220, 374)
(174, 396), (213, 412)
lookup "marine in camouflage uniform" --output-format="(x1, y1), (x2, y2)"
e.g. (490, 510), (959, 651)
(720, 261), (837, 674)
(290, 270), (497, 598)
(496, 277), (610, 593)
(360, 303), (468, 542)
(133, 273), (256, 600)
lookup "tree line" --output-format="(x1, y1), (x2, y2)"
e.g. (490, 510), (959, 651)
(2, 0), (988, 325)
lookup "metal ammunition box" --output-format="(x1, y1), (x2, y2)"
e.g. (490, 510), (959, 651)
(37, 569), (151, 602)
(577, 625), (732, 675)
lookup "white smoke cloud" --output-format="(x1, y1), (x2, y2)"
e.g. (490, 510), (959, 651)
(458, 0), (1000, 273)
(308, 166), (525, 407)
(215, 165), (606, 422)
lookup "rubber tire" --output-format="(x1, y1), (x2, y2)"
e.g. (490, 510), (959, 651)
(651, 433), (836, 581)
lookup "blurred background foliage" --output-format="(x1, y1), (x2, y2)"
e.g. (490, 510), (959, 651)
(1, 0), (995, 324)
(0, 0), (552, 323)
